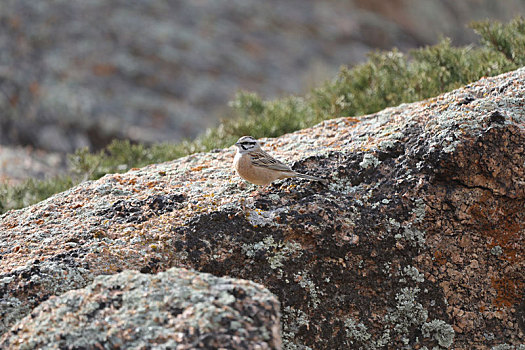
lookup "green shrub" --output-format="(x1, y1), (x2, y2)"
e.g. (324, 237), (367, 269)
(69, 141), (192, 180)
(470, 16), (525, 66)
(0, 176), (74, 213)
(1, 16), (524, 213)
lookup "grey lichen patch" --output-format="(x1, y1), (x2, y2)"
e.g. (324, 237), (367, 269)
(385, 287), (428, 345)
(394, 224), (426, 248)
(0, 276), (15, 285)
(246, 207), (287, 228)
(294, 271), (322, 309)
(327, 173), (357, 195)
(344, 318), (372, 345)
(387, 218), (401, 231)
(412, 198), (426, 223)
(378, 139), (399, 151)
(359, 154), (380, 169)
(242, 236), (303, 273)
(341, 292), (451, 349)
(491, 344), (521, 350)
(382, 262), (393, 277)
(500, 97), (525, 123)
(403, 265), (425, 283)
(281, 306), (312, 350)
(490, 245), (503, 256)
(94, 183), (113, 195)
(268, 193), (280, 202)
(373, 329), (393, 348)
(442, 140), (461, 154)
(421, 319), (455, 348)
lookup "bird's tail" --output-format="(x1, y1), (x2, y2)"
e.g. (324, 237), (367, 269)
(295, 173), (328, 184)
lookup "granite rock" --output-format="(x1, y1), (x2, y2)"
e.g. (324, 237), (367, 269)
(0, 268), (281, 350)
(1, 68), (524, 348)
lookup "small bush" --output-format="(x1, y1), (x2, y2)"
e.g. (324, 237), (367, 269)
(69, 141), (191, 180)
(1, 16), (524, 213)
(470, 16), (525, 66)
(0, 176), (74, 213)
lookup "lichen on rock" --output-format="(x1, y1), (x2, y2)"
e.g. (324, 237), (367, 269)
(1, 68), (524, 349)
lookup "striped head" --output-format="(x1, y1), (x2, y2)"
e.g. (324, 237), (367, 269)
(234, 136), (261, 154)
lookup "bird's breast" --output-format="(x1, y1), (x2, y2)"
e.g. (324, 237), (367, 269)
(233, 153), (272, 185)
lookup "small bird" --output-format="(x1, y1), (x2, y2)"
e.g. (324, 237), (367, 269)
(233, 136), (326, 186)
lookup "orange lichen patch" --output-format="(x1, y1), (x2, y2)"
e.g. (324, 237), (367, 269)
(115, 176), (137, 186)
(491, 275), (524, 308)
(479, 305), (486, 313)
(325, 139), (339, 147)
(190, 165), (207, 172)
(92, 229), (106, 239)
(2, 221), (19, 229)
(342, 117), (361, 124)
(466, 195), (524, 262)
(422, 97), (438, 106)
(433, 250), (447, 265)
(436, 103), (450, 112)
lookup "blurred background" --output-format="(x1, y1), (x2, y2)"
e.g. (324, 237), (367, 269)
(1, 0), (524, 184)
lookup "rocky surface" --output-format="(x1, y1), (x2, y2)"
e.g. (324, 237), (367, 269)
(1, 68), (524, 348)
(1, 0), (524, 153)
(1, 267), (281, 350)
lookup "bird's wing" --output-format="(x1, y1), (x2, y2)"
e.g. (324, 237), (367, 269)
(250, 151), (294, 172)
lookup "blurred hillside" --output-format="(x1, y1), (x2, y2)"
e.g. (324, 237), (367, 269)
(1, 0), (524, 156)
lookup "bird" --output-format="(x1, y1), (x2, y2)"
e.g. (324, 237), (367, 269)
(233, 136), (326, 186)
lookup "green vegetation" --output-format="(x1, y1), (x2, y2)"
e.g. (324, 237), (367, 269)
(0, 177), (74, 214)
(1, 17), (524, 213)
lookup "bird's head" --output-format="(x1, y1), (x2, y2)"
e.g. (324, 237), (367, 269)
(234, 136), (261, 154)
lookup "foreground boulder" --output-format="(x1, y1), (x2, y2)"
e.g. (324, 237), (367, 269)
(1, 268), (281, 349)
(1, 68), (524, 348)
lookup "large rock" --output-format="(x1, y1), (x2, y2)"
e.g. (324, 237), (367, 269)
(0, 0), (523, 152)
(0, 268), (281, 350)
(1, 68), (524, 348)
